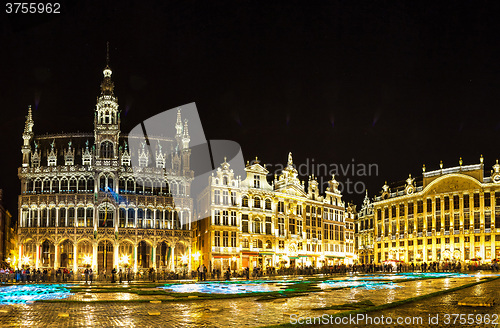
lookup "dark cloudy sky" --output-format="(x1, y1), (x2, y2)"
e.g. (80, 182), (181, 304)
(2, 1), (500, 219)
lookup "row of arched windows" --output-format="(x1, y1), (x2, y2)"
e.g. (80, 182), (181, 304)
(21, 206), (190, 230)
(118, 178), (187, 196)
(25, 177), (95, 194)
(24, 175), (189, 196)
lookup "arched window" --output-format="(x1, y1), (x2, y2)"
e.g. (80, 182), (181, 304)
(128, 208), (135, 227)
(146, 209), (153, 228)
(266, 240), (272, 249)
(107, 174), (114, 192)
(49, 208), (56, 227)
(137, 209), (144, 228)
(60, 178), (68, 193)
(136, 178), (144, 194)
(254, 197), (261, 208)
(52, 179), (59, 194)
(68, 207), (75, 227)
(77, 207), (85, 227)
(78, 178), (86, 193)
(69, 178), (77, 193)
(223, 176), (228, 185)
(42, 179), (50, 193)
(58, 208), (66, 227)
(119, 178), (126, 193)
(26, 179), (34, 194)
(35, 179), (42, 194)
(87, 177), (94, 192)
(100, 175), (106, 191)
(100, 141), (114, 158)
(265, 199), (272, 210)
(144, 179), (152, 195)
(98, 203), (114, 227)
(86, 208), (93, 227)
(119, 208), (126, 228)
(242, 196), (249, 207)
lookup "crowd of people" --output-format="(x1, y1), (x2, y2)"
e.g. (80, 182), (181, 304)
(0, 260), (498, 283)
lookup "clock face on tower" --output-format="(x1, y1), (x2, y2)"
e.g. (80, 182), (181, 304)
(494, 175), (500, 183)
(407, 187), (414, 195)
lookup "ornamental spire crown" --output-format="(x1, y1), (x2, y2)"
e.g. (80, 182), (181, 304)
(100, 42), (114, 96)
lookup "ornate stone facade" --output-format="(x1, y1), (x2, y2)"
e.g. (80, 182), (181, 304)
(194, 153), (355, 272)
(18, 60), (192, 274)
(372, 157), (500, 264)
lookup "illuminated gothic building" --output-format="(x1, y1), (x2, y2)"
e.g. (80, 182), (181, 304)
(194, 153), (355, 272)
(17, 60), (193, 273)
(372, 157), (500, 264)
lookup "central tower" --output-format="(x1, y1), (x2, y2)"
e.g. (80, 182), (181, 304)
(94, 44), (120, 162)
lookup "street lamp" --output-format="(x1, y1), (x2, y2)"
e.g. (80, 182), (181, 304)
(120, 254), (130, 268)
(83, 255), (92, 266)
(21, 255), (31, 266)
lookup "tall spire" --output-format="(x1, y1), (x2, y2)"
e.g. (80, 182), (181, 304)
(21, 106), (34, 167)
(106, 41), (110, 68)
(100, 42), (114, 96)
(175, 109), (183, 137)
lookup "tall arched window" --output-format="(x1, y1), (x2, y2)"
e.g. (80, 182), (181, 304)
(119, 208), (126, 228)
(60, 178), (68, 193)
(98, 203), (114, 227)
(100, 175), (106, 191)
(86, 208), (93, 227)
(87, 177), (94, 192)
(137, 209), (144, 228)
(69, 178), (77, 193)
(52, 179), (59, 194)
(100, 141), (114, 159)
(78, 178), (86, 193)
(42, 179), (50, 193)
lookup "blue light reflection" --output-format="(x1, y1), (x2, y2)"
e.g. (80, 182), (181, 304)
(0, 284), (72, 304)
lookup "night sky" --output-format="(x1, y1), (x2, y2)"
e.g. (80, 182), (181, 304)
(2, 1), (500, 221)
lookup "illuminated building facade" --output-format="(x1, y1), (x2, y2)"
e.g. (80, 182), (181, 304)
(17, 60), (193, 273)
(195, 153), (355, 272)
(356, 191), (374, 264)
(373, 157), (500, 264)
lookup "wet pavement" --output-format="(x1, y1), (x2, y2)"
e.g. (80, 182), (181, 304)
(0, 273), (497, 327)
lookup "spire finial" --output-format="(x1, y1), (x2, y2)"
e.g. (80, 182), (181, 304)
(106, 41), (110, 67)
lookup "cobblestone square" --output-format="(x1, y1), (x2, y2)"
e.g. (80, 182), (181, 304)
(0, 272), (497, 327)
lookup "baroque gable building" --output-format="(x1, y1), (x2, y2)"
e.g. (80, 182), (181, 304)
(18, 58), (193, 274)
(194, 153), (355, 273)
